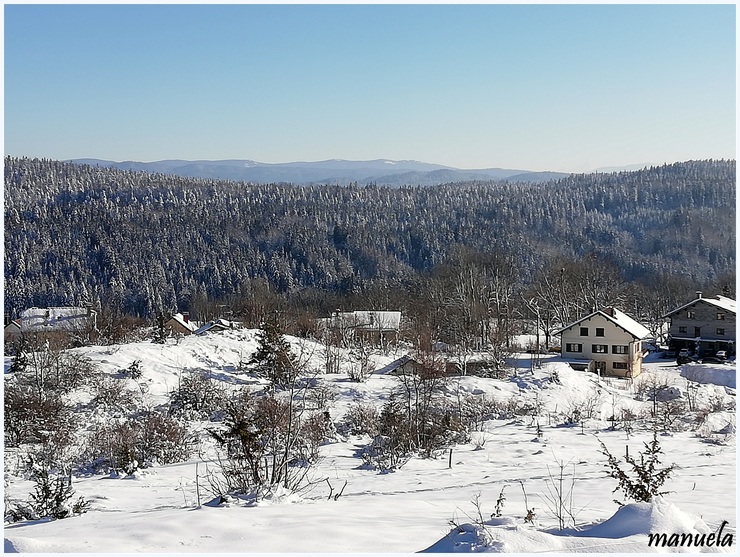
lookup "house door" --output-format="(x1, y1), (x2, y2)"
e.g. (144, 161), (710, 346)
(594, 361), (606, 376)
(694, 327), (701, 338)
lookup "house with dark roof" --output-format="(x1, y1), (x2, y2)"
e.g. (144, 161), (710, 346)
(662, 293), (736, 357)
(193, 318), (238, 336)
(555, 307), (650, 378)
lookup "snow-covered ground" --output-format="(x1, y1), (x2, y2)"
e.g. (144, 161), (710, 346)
(4, 329), (736, 552)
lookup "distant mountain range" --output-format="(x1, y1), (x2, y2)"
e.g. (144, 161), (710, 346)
(68, 158), (571, 186)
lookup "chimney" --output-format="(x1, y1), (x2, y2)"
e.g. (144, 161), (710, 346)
(603, 307), (615, 317)
(183, 312), (190, 323)
(696, 291), (702, 299)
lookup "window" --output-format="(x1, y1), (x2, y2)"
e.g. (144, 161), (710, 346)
(718, 313), (726, 320)
(612, 345), (628, 354)
(595, 327), (605, 337)
(687, 311), (695, 319)
(579, 327), (588, 336)
(565, 343), (582, 353)
(613, 362), (629, 370)
(678, 326), (687, 334)
(592, 344), (608, 354)
(717, 328), (725, 336)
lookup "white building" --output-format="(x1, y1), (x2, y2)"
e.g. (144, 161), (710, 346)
(556, 307), (650, 378)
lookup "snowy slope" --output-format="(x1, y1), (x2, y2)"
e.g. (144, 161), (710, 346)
(4, 331), (736, 552)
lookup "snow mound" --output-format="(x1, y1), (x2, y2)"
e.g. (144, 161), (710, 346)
(574, 497), (711, 539)
(681, 364), (736, 389)
(423, 498), (726, 553)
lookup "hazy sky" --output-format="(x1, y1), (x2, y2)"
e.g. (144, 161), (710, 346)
(4, 3), (736, 172)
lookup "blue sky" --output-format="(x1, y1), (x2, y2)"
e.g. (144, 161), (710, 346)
(4, 3), (736, 172)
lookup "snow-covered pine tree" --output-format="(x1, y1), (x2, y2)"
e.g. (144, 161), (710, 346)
(250, 315), (298, 389)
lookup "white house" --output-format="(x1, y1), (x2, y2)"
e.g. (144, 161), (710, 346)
(555, 307), (650, 378)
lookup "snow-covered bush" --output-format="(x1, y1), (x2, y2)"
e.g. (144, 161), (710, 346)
(249, 317), (300, 389)
(303, 382), (337, 411)
(120, 359), (143, 380)
(8, 342), (98, 396)
(4, 383), (77, 455)
(168, 370), (226, 420)
(339, 401), (380, 436)
(6, 462), (90, 522)
(89, 375), (140, 414)
(347, 348), (373, 382)
(458, 393), (501, 431)
(83, 412), (193, 474)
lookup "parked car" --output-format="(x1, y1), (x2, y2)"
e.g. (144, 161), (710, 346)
(715, 350), (728, 360)
(701, 357), (723, 364)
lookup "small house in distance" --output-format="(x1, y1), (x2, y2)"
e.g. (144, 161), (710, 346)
(193, 318), (239, 336)
(555, 307), (650, 378)
(318, 310), (402, 346)
(662, 293), (736, 357)
(164, 312), (198, 336)
(5, 306), (97, 345)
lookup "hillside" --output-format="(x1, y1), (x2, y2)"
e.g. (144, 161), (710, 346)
(3, 330), (736, 552)
(3, 157), (735, 320)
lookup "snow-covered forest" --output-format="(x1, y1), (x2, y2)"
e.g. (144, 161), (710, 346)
(4, 157), (735, 323)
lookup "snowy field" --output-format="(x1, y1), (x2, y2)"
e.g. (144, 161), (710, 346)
(4, 329), (736, 553)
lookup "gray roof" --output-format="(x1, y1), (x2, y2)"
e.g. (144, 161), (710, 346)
(193, 319), (236, 335)
(662, 295), (736, 318)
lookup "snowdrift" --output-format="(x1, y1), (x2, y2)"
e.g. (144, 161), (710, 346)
(681, 364), (736, 389)
(423, 497), (732, 553)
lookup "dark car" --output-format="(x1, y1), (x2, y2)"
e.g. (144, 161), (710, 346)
(701, 357), (723, 364)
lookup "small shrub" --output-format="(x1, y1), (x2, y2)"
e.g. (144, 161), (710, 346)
(27, 463), (90, 520)
(4, 383), (77, 456)
(90, 375), (139, 413)
(341, 402), (380, 436)
(169, 370), (226, 420)
(121, 359), (143, 380)
(599, 430), (675, 506)
(84, 412), (193, 474)
(298, 411), (334, 463)
(347, 349), (373, 382)
(304, 383), (337, 411)
(459, 394), (500, 431)
(138, 411), (194, 465)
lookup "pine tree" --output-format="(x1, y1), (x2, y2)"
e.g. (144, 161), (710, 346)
(250, 316), (298, 389)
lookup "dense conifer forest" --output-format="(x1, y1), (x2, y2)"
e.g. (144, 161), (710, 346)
(4, 157), (735, 329)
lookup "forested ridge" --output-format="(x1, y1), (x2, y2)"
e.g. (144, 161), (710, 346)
(4, 157), (735, 321)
